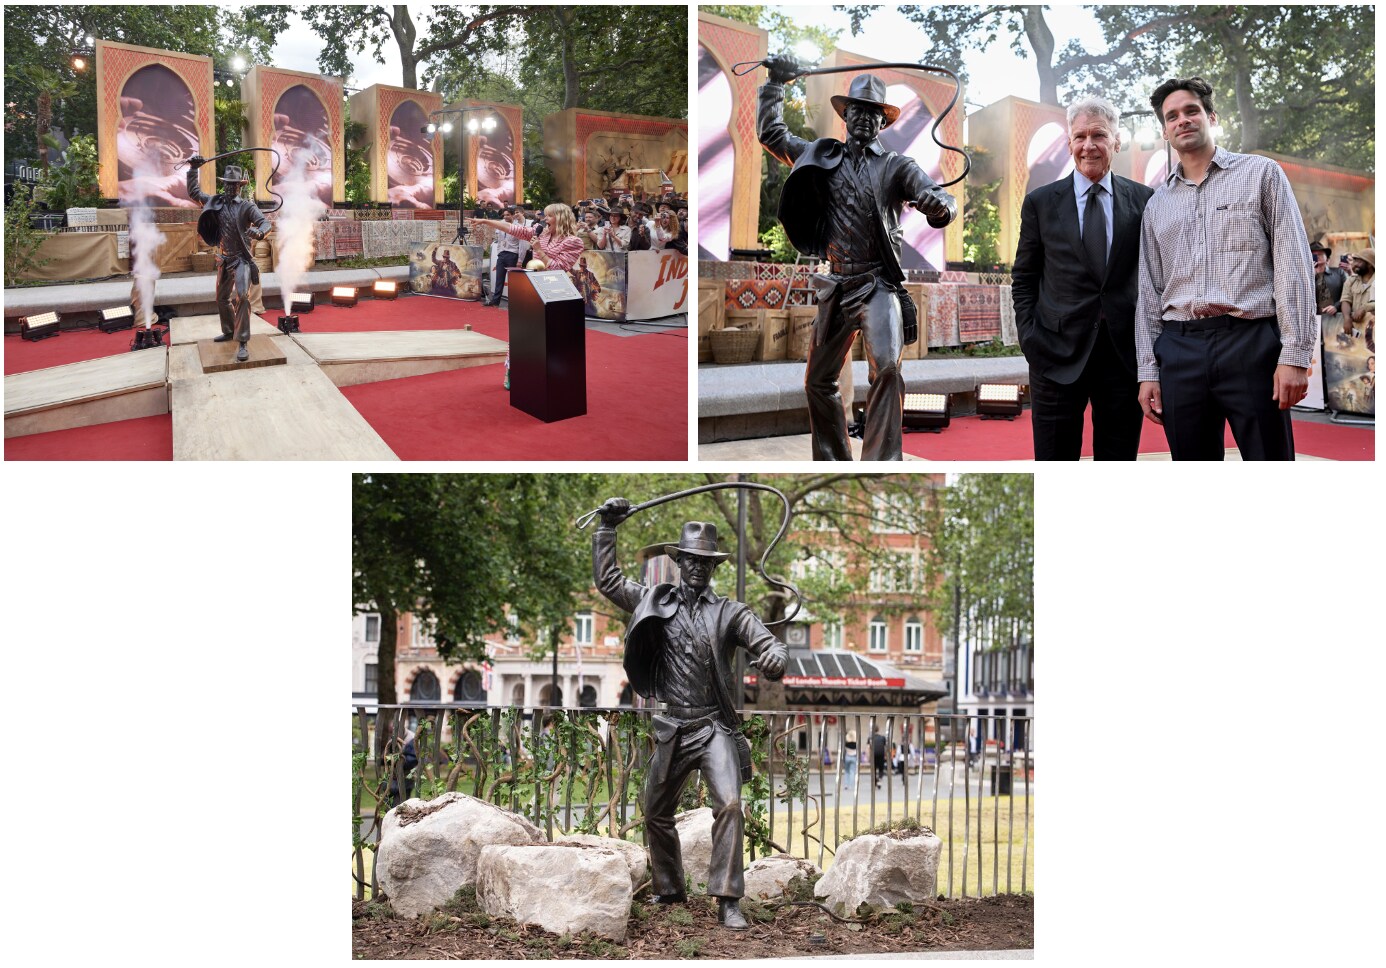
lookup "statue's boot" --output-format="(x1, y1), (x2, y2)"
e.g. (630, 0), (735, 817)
(236, 342), (249, 362)
(718, 898), (749, 930)
(214, 333), (234, 342)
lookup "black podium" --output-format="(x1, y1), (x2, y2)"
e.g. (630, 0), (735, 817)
(508, 269), (587, 422)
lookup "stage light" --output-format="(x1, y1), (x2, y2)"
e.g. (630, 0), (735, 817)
(71, 55), (87, 71)
(903, 392), (950, 432)
(425, 123), (437, 135)
(976, 383), (1023, 419)
(231, 56), (246, 71)
(20, 311), (60, 341)
(372, 280), (399, 300)
(277, 314), (300, 334)
(482, 116), (495, 132)
(99, 305), (135, 332)
(225, 78), (234, 88)
(85, 34), (95, 45)
(467, 118), (479, 134)
(440, 121), (453, 134)
(331, 286), (358, 307)
(287, 292), (315, 314)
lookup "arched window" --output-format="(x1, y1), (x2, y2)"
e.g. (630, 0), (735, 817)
(868, 616), (888, 652)
(410, 669), (440, 702)
(511, 682), (526, 706)
(454, 669), (486, 704)
(579, 684), (598, 708)
(904, 617), (923, 653)
(618, 682), (634, 707)
(539, 683), (564, 707)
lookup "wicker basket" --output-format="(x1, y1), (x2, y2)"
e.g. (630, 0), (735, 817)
(190, 251), (217, 272)
(711, 327), (760, 364)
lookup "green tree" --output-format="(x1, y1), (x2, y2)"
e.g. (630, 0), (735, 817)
(962, 146), (1001, 266)
(3, 5), (289, 168)
(343, 110), (372, 205)
(922, 474), (1034, 683)
(838, 4), (1375, 171)
(352, 474), (603, 749)
(39, 133), (101, 210)
(4, 182), (51, 284)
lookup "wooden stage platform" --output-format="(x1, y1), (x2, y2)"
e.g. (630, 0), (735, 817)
(5, 314), (509, 459)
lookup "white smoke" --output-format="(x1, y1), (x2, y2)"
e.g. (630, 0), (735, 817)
(124, 161), (168, 329)
(274, 154), (328, 309)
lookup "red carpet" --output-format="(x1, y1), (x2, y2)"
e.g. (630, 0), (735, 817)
(341, 327), (688, 460)
(902, 408), (1373, 460)
(4, 328), (145, 374)
(4, 413), (173, 460)
(294, 293), (508, 337)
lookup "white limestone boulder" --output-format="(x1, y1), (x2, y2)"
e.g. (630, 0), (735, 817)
(673, 807), (714, 893)
(813, 826), (943, 915)
(476, 843), (634, 941)
(376, 792), (544, 918)
(743, 853), (822, 901)
(554, 833), (649, 892)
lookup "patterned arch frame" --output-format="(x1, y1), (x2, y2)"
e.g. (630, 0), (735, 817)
(454, 99), (524, 206)
(348, 84), (443, 207)
(94, 40), (215, 200)
(242, 65), (345, 203)
(697, 12), (768, 256)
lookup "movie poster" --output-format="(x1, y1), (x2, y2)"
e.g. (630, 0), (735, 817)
(475, 114), (516, 207)
(389, 100), (435, 209)
(409, 243), (485, 299)
(273, 84), (334, 207)
(1322, 315), (1375, 416)
(114, 64), (202, 207)
(571, 251), (628, 320)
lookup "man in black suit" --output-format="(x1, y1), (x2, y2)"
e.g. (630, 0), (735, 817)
(1011, 97), (1154, 459)
(759, 57), (958, 461)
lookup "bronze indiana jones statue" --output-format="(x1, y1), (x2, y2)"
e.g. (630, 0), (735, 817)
(592, 498), (788, 931)
(759, 56), (959, 461)
(186, 158), (271, 362)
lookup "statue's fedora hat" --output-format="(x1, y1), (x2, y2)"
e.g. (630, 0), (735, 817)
(218, 165), (252, 184)
(831, 74), (901, 128)
(664, 522), (731, 561)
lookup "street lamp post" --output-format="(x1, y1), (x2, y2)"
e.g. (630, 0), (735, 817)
(426, 105), (496, 245)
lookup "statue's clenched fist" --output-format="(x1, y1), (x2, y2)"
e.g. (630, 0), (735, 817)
(598, 497), (632, 528)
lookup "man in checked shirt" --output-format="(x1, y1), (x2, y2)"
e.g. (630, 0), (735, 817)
(1135, 76), (1315, 460)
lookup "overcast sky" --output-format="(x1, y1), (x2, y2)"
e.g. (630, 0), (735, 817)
(267, 8), (413, 91)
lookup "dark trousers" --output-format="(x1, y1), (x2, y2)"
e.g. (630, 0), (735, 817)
(1154, 316), (1294, 460)
(488, 250), (518, 305)
(644, 717), (745, 899)
(1029, 323), (1143, 460)
(805, 278), (905, 461)
(216, 257), (255, 344)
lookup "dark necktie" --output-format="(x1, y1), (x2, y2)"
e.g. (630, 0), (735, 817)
(1084, 184), (1107, 278)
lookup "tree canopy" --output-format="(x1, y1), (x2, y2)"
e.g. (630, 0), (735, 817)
(3, 5), (288, 167)
(836, 4), (1375, 171)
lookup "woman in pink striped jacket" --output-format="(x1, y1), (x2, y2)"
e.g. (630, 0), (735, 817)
(473, 202), (586, 388)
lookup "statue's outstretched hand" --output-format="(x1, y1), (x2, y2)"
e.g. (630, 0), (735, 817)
(757, 646), (788, 681)
(764, 55), (801, 85)
(187, 155), (206, 170)
(914, 190), (958, 229)
(598, 497), (632, 528)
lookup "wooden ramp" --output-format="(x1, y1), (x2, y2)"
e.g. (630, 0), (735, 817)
(5, 349), (167, 438)
(171, 364), (397, 460)
(291, 330), (507, 387)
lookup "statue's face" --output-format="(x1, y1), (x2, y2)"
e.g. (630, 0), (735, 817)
(677, 553), (719, 591)
(843, 101), (885, 146)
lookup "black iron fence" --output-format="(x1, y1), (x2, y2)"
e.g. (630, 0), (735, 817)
(353, 704), (1033, 902)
